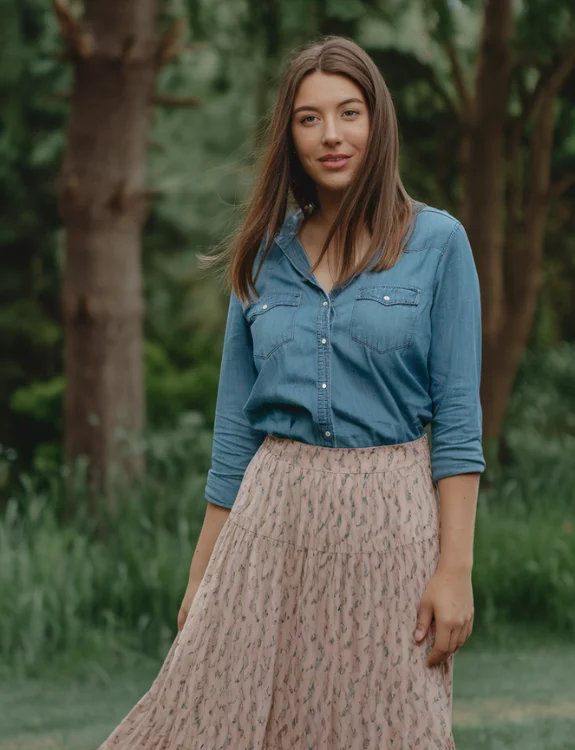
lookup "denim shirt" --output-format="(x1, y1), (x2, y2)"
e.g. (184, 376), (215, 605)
(204, 204), (486, 509)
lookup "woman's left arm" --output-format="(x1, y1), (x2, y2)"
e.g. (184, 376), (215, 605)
(417, 219), (486, 667)
(436, 472), (480, 573)
(415, 473), (480, 668)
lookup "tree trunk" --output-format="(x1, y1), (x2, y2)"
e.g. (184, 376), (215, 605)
(55, 0), (159, 505)
(463, 0), (513, 337)
(250, 0), (282, 153)
(461, 0), (575, 450)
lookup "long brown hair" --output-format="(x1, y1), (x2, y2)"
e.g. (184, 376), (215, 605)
(197, 35), (419, 308)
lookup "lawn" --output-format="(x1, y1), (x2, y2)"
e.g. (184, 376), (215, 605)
(1, 633), (574, 749)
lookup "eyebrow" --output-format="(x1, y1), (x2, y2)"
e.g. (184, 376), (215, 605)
(292, 97), (365, 116)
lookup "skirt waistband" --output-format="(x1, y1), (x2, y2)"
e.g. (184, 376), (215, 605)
(261, 432), (430, 474)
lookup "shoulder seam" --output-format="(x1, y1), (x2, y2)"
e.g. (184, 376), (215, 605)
(405, 208), (461, 254)
(418, 206), (458, 221)
(440, 220), (463, 258)
(431, 220), (463, 296)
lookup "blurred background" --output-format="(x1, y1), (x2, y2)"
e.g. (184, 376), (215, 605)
(1, 0), (574, 748)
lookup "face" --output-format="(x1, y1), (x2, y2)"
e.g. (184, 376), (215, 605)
(291, 71), (369, 197)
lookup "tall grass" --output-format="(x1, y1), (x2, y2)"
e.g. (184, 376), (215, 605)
(471, 342), (575, 645)
(1, 412), (213, 679)
(2, 345), (575, 678)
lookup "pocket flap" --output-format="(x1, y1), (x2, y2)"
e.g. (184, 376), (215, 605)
(245, 291), (301, 322)
(356, 285), (421, 306)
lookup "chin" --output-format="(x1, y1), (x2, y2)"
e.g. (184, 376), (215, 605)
(318, 177), (354, 192)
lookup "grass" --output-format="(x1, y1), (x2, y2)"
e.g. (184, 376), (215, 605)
(1, 628), (574, 750)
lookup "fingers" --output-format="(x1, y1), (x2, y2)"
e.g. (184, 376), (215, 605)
(425, 617), (472, 667)
(414, 601), (434, 642)
(426, 622), (452, 667)
(448, 624), (463, 655)
(458, 616), (473, 648)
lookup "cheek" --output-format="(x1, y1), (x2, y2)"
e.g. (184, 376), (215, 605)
(296, 131), (318, 157)
(355, 128), (370, 152)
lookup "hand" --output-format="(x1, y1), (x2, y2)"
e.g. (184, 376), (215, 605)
(414, 565), (474, 668)
(177, 578), (202, 633)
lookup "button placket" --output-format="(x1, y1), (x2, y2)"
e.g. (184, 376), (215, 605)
(317, 295), (334, 444)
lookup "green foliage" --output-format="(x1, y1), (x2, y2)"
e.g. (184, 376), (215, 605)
(0, 412), (213, 679)
(497, 343), (575, 497)
(1, 0), (575, 678)
(516, 0), (575, 58)
(145, 341), (220, 427)
(2, 345), (575, 677)
(7, 342), (220, 478)
(3, 0), (575, 476)
(10, 376), (64, 426)
(327, 0), (367, 21)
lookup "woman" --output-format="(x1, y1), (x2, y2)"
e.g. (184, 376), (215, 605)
(98, 35), (485, 749)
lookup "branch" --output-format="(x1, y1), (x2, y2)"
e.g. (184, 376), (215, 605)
(152, 94), (201, 107)
(49, 91), (72, 102)
(549, 173), (575, 200)
(507, 40), (575, 237)
(51, 92), (202, 108)
(426, 66), (458, 117)
(442, 40), (473, 121)
(518, 41), (575, 127)
(156, 17), (186, 67)
(52, 0), (94, 59)
(121, 33), (138, 68)
(507, 78), (567, 304)
(512, 66), (530, 113)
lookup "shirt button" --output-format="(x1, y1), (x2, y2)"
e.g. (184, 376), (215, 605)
(383, 295), (390, 301)
(322, 301), (328, 306)
(325, 430), (331, 437)
(321, 383), (327, 388)
(321, 338), (327, 344)
(262, 304), (268, 309)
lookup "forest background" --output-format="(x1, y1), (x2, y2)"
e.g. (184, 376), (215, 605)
(1, 0), (575, 721)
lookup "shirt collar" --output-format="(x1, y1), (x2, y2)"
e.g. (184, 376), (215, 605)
(273, 207), (310, 278)
(274, 206), (384, 282)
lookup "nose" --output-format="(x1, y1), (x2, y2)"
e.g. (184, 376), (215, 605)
(321, 115), (343, 146)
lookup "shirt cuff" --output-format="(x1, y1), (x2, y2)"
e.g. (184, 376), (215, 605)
(431, 445), (486, 484)
(204, 469), (246, 510)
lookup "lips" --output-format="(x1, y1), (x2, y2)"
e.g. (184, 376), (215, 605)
(319, 154), (351, 162)
(319, 154), (352, 170)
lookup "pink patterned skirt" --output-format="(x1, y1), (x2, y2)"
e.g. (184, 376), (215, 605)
(98, 432), (455, 749)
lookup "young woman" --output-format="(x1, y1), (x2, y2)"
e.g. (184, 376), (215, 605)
(99, 35), (485, 750)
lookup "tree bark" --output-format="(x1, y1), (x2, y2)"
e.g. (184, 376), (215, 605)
(460, 0), (575, 446)
(460, 0), (515, 445)
(250, 0), (282, 153)
(55, 0), (160, 504)
(463, 0), (513, 337)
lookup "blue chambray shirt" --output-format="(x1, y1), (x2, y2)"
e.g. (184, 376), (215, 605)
(204, 204), (486, 509)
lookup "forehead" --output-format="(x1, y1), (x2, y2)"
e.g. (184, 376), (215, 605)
(293, 72), (365, 107)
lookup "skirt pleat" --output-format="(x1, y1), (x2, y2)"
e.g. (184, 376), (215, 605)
(98, 432), (456, 750)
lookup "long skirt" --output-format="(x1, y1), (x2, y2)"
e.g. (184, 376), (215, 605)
(98, 432), (455, 749)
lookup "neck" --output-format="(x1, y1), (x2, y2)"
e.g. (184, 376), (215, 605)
(312, 189), (370, 246)
(313, 188), (343, 229)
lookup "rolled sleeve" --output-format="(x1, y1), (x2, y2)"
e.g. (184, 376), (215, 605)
(428, 221), (486, 484)
(204, 290), (267, 509)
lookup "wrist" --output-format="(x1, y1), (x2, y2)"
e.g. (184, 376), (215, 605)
(437, 556), (473, 575)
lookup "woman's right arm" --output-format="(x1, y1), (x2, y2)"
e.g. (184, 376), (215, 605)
(178, 290), (266, 629)
(178, 503), (231, 631)
(187, 500), (231, 584)
(203, 289), (267, 511)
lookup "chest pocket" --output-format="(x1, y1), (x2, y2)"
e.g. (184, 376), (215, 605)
(245, 291), (301, 359)
(350, 285), (421, 354)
